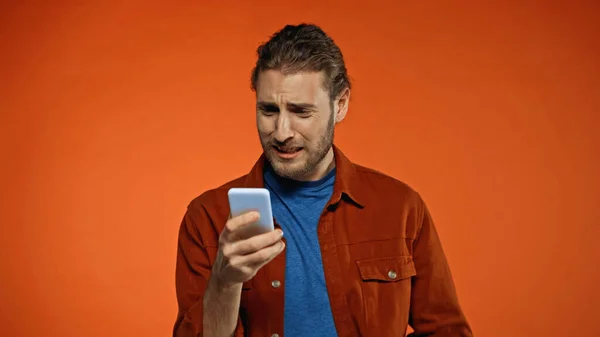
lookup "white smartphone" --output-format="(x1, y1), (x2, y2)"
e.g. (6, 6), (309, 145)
(227, 188), (275, 237)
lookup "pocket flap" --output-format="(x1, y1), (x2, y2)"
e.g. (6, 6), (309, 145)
(356, 255), (416, 281)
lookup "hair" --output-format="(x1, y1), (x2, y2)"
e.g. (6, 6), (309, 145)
(250, 23), (351, 101)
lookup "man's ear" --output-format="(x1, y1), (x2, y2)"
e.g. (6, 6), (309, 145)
(334, 88), (350, 124)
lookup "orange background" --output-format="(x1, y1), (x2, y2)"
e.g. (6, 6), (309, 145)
(1, 2), (599, 337)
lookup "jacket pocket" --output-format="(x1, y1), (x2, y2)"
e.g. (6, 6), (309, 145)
(356, 255), (416, 334)
(357, 255), (416, 282)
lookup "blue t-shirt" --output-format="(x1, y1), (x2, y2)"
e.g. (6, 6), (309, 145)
(263, 163), (338, 337)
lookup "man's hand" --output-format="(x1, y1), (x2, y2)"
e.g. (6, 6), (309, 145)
(212, 211), (285, 288)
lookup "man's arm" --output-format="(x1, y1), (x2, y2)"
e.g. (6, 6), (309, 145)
(408, 197), (473, 337)
(173, 202), (285, 337)
(173, 204), (244, 337)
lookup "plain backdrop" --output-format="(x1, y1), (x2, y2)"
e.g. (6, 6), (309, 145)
(1, 1), (599, 336)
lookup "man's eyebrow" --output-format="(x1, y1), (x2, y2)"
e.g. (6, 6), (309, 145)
(257, 101), (278, 108)
(257, 101), (318, 110)
(287, 102), (317, 110)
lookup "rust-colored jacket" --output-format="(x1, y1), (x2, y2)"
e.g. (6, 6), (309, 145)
(174, 146), (472, 337)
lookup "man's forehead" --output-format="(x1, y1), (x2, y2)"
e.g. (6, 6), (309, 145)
(256, 70), (327, 102)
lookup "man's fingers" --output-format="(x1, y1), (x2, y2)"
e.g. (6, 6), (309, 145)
(224, 211), (260, 234)
(253, 241), (286, 269)
(240, 240), (285, 266)
(233, 229), (284, 255)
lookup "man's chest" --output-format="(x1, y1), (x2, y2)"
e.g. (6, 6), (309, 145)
(237, 202), (418, 336)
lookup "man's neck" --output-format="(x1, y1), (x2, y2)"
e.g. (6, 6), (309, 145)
(299, 148), (336, 182)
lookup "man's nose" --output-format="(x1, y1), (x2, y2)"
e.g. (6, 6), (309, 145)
(273, 113), (294, 143)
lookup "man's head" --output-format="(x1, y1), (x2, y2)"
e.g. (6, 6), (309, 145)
(251, 23), (351, 181)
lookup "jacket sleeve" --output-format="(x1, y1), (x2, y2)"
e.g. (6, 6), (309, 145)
(173, 203), (245, 337)
(407, 198), (473, 337)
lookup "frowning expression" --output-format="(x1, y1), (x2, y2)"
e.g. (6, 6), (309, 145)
(255, 70), (347, 181)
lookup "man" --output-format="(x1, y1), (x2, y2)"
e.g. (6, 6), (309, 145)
(173, 23), (472, 337)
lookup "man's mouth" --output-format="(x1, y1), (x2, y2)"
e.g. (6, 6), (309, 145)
(274, 145), (302, 153)
(273, 145), (303, 158)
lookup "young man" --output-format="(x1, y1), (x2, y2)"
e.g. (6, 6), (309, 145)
(173, 23), (472, 337)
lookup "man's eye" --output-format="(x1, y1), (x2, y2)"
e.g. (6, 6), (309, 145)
(262, 111), (276, 116)
(259, 106), (279, 114)
(295, 110), (312, 117)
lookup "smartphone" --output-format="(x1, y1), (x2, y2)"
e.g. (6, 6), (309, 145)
(227, 188), (275, 237)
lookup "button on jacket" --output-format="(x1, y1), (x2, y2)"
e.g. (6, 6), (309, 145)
(173, 145), (472, 337)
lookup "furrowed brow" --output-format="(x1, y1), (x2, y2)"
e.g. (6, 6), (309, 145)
(287, 102), (317, 110)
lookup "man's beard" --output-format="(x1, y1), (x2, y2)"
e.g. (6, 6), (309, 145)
(260, 113), (335, 181)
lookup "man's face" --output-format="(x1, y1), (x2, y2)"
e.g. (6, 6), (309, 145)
(255, 70), (346, 181)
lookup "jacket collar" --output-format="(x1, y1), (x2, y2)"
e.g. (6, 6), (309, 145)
(243, 144), (364, 208)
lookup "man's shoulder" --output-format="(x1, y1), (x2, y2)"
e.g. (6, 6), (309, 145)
(353, 163), (414, 189)
(186, 161), (425, 208)
(352, 163), (423, 206)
